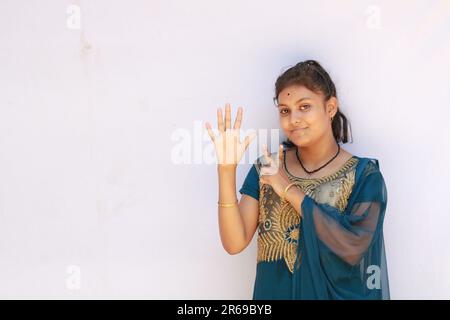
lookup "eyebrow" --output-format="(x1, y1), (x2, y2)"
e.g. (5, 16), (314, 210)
(277, 97), (312, 107)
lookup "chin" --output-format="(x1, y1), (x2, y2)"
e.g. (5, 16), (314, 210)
(289, 137), (305, 147)
(288, 136), (310, 147)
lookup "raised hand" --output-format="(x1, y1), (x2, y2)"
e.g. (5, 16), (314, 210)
(205, 103), (257, 167)
(259, 144), (283, 176)
(259, 144), (293, 199)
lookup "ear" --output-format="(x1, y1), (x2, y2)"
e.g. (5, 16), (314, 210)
(325, 96), (339, 118)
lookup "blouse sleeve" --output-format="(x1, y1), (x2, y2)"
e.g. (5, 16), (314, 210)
(301, 159), (388, 266)
(238, 163), (260, 201)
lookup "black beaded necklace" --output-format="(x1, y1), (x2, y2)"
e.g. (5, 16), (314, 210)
(295, 143), (341, 177)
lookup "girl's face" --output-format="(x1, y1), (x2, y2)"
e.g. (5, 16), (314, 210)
(277, 84), (338, 147)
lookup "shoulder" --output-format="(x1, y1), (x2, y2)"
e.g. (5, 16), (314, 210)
(353, 156), (388, 201)
(354, 156), (385, 184)
(359, 156), (380, 172)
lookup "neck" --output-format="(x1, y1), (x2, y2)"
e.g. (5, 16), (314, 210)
(296, 134), (339, 168)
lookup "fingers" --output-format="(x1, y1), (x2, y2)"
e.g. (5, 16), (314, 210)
(217, 108), (224, 132)
(225, 103), (231, 130)
(278, 144), (284, 163)
(243, 131), (257, 150)
(218, 103), (241, 132)
(262, 144), (272, 165)
(233, 107), (243, 130)
(259, 175), (267, 184)
(205, 122), (216, 143)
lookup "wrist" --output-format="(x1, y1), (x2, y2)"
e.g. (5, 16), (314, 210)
(218, 164), (237, 173)
(281, 182), (297, 201)
(285, 185), (304, 206)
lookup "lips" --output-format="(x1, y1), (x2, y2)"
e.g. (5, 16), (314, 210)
(291, 128), (308, 134)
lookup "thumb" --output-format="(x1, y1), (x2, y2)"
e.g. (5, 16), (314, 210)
(243, 131), (257, 150)
(279, 144), (284, 163)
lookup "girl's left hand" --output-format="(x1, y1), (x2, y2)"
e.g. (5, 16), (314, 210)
(259, 144), (292, 198)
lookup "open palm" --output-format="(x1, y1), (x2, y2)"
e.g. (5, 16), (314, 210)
(205, 103), (256, 166)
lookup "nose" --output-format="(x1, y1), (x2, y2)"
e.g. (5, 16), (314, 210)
(290, 110), (302, 126)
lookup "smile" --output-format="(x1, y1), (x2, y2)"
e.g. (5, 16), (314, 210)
(291, 128), (308, 134)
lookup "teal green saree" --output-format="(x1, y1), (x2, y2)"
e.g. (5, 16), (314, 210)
(239, 149), (389, 300)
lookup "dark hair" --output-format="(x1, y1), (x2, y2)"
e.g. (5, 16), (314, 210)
(273, 59), (353, 148)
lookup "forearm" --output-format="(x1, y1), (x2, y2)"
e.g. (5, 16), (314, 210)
(217, 165), (246, 254)
(284, 184), (306, 218)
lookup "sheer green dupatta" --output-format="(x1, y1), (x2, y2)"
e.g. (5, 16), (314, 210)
(297, 158), (389, 300)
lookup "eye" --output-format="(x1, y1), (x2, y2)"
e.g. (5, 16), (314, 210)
(280, 108), (289, 115)
(301, 104), (311, 110)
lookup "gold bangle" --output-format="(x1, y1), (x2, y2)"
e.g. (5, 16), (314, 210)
(218, 200), (238, 207)
(281, 182), (298, 202)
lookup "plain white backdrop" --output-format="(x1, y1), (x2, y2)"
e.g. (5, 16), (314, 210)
(0, 0), (449, 299)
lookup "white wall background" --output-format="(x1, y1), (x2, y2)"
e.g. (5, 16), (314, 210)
(0, 0), (449, 299)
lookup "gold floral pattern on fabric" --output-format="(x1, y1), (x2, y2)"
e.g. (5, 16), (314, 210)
(255, 155), (359, 273)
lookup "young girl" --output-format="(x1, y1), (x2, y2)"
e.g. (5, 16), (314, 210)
(205, 60), (389, 300)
